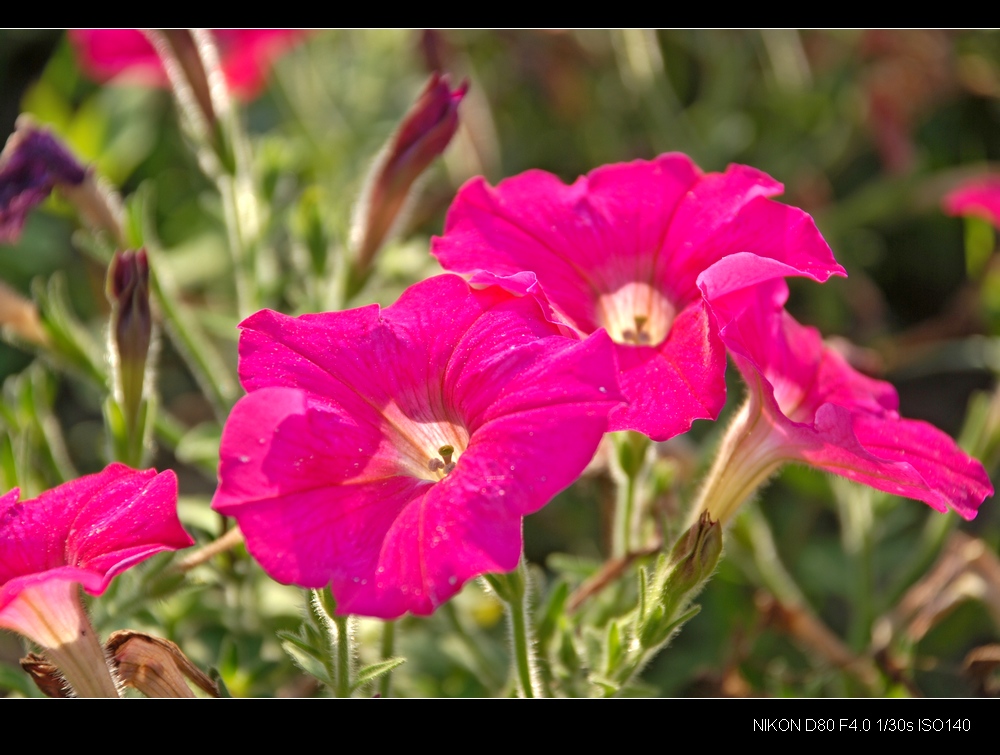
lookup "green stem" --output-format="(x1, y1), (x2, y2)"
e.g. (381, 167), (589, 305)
(833, 479), (875, 652)
(611, 431), (650, 559)
(217, 173), (258, 320)
(508, 587), (536, 698)
(149, 265), (237, 420)
(333, 614), (351, 698)
(492, 560), (541, 698)
(378, 621), (395, 698)
(613, 473), (637, 559)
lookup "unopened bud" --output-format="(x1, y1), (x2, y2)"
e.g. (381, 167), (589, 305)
(106, 630), (218, 698)
(614, 431), (650, 479)
(0, 118), (86, 244)
(663, 511), (722, 601)
(107, 249), (152, 430)
(351, 73), (468, 280)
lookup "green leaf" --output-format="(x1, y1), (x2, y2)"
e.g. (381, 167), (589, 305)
(278, 633), (333, 686)
(350, 657), (406, 693)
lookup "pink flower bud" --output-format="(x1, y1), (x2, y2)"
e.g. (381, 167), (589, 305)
(352, 73), (468, 276)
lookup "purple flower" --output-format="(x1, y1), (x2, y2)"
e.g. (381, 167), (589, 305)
(0, 123), (87, 244)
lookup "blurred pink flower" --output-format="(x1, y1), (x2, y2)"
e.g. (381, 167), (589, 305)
(943, 176), (1000, 229)
(69, 29), (302, 100)
(699, 281), (993, 523)
(213, 274), (624, 618)
(432, 154), (846, 441)
(0, 464), (192, 695)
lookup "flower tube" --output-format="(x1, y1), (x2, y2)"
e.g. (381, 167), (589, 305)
(0, 464), (193, 696)
(693, 280), (993, 525)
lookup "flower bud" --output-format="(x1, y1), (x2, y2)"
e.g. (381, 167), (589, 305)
(0, 118), (86, 244)
(663, 511), (722, 602)
(107, 249), (152, 431)
(106, 630), (219, 698)
(350, 73), (468, 281)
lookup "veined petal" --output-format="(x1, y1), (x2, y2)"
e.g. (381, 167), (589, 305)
(718, 280), (993, 520)
(611, 302), (726, 440)
(0, 465), (191, 615)
(215, 274), (624, 618)
(434, 153), (845, 441)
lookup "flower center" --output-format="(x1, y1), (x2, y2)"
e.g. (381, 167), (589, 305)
(427, 444), (457, 478)
(382, 403), (469, 483)
(595, 282), (675, 347)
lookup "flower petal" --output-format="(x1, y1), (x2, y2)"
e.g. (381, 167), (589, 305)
(943, 176), (1000, 229)
(610, 301), (726, 440)
(216, 275), (624, 617)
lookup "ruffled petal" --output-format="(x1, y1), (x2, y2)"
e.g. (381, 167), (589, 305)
(611, 302), (726, 440)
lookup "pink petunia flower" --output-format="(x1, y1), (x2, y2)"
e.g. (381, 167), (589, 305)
(0, 464), (192, 696)
(943, 176), (1000, 229)
(213, 274), (624, 619)
(69, 29), (302, 100)
(694, 280), (993, 524)
(432, 154), (846, 441)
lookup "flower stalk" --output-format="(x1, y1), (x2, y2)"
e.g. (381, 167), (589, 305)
(485, 559), (541, 698)
(8, 581), (120, 698)
(690, 386), (785, 528)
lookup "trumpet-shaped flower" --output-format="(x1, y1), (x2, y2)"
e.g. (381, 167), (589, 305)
(943, 176), (1000, 229)
(432, 154), (846, 440)
(69, 29), (302, 100)
(0, 464), (192, 696)
(213, 274), (624, 619)
(695, 281), (993, 524)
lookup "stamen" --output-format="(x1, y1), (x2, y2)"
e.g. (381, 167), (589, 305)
(428, 459), (445, 472)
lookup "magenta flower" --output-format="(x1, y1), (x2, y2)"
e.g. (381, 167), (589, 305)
(0, 122), (86, 244)
(943, 176), (1000, 229)
(0, 464), (192, 696)
(695, 281), (993, 524)
(213, 274), (624, 619)
(69, 29), (302, 100)
(432, 154), (846, 441)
